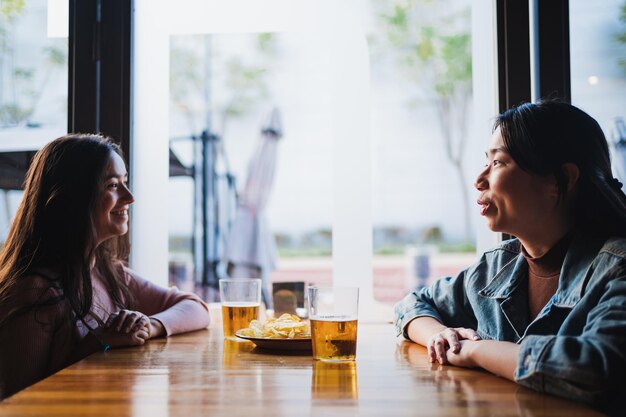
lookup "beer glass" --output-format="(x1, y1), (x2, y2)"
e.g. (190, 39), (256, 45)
(219, 278), (261, 340)
(308, 286), (359, 361)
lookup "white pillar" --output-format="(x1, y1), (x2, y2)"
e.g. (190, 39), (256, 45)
(329, 0), (392, 322)
(472, 0), (501, 254)
(130, 0), (170, 286)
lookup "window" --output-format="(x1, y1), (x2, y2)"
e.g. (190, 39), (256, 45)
(367, 0), (481, 303)
(0, 0), (67, 242)
(132, 0), (497, 318)
(570, 0), (626, 182)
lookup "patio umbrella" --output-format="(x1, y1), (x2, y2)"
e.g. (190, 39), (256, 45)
(225, 108), (282, 308)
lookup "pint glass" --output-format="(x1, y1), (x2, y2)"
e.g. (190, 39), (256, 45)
(219, 278), (261, 340)
(308, 286), (359, 361)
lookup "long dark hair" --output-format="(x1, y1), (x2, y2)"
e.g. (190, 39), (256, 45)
(0, 134), (134, 327)
(495, 100), (626, 238)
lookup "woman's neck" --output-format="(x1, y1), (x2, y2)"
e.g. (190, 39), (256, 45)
(518, 227), (573, 258)
(515, 204), (575, 258)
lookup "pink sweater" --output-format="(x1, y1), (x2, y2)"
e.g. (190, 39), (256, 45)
(0, 267), (209, 399)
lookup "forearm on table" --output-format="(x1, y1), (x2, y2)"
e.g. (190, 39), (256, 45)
(150, 299), (210, 336)
(404, 315), (520, 382)
(406, 316), (448, 346)
(469, 340), (520, 381)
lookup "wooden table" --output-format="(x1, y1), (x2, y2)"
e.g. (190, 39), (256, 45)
(0, 323), (604, 417)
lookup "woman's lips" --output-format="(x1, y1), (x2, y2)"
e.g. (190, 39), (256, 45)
(477, 200), (490, 216)
(111, 208), (128, 218)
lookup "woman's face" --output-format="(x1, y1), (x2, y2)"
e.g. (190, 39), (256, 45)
(474, 129), (557, 238)
(94, 152), (134, 245)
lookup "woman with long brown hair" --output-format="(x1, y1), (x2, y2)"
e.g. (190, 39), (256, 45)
(0, 134), (209, 398)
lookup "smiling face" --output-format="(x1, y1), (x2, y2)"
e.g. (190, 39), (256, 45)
(474, 129), (559, 240)
(94, 152), (134, 246)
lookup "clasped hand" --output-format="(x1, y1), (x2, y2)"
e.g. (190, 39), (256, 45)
(428, 327), (481, 367)
(96, 309), (154, 349)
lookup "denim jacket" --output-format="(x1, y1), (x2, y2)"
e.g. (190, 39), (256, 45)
(394, 232), (626, 409)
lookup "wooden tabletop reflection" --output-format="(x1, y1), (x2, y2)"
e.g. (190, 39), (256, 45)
(0, 323), (604, 416)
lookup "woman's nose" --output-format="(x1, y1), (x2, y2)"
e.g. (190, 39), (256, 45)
(474, 167), (488, 191)
(122, 184), (135, 204)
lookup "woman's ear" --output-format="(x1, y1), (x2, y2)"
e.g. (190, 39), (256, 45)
(561, 163), (580, 192)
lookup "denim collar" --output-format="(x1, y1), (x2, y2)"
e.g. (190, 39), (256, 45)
(478, 251), (529, 339)
(478, 241), (525, 300)
(553, 232), (605, 308)
(478, 233), (606, 307)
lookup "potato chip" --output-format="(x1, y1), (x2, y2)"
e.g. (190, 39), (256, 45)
(238, 313), (311, 339)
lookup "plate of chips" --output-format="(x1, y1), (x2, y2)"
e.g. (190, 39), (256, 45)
(236, 314), (312, 351)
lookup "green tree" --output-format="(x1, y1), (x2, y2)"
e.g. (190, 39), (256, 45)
(373, 0), (473, 243)
(617, 0), (626, 74)
(170, 33), (278, 137)
(0, 0), (26, 125)
(0, 1), (66, 127)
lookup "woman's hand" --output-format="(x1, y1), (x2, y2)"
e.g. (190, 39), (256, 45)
(95, 322), (149, 349)
(106, 310), (150, 334)
(427, 327), (481, 365)
(94, 310), (154, 349)
(105, 310), (166, 341)
(445, 339), (480, 368)
(148, 318), (165, 339)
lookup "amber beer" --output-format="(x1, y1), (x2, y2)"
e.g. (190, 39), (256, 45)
(221, 302), (259, 339)
(219, 278), (262, 340)
(310, 317), (358, 361)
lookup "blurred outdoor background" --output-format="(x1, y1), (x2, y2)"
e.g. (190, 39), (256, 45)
(0, 0), (625, 307)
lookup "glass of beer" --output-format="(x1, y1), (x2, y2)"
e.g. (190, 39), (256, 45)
(308, 286), (359, 361)
(219, 278), (261, 340)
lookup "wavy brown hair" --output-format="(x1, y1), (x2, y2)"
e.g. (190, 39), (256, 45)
(0, 134), (135, 328)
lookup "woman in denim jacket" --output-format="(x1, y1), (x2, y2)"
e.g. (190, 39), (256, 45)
(395, 100), (626, 413)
